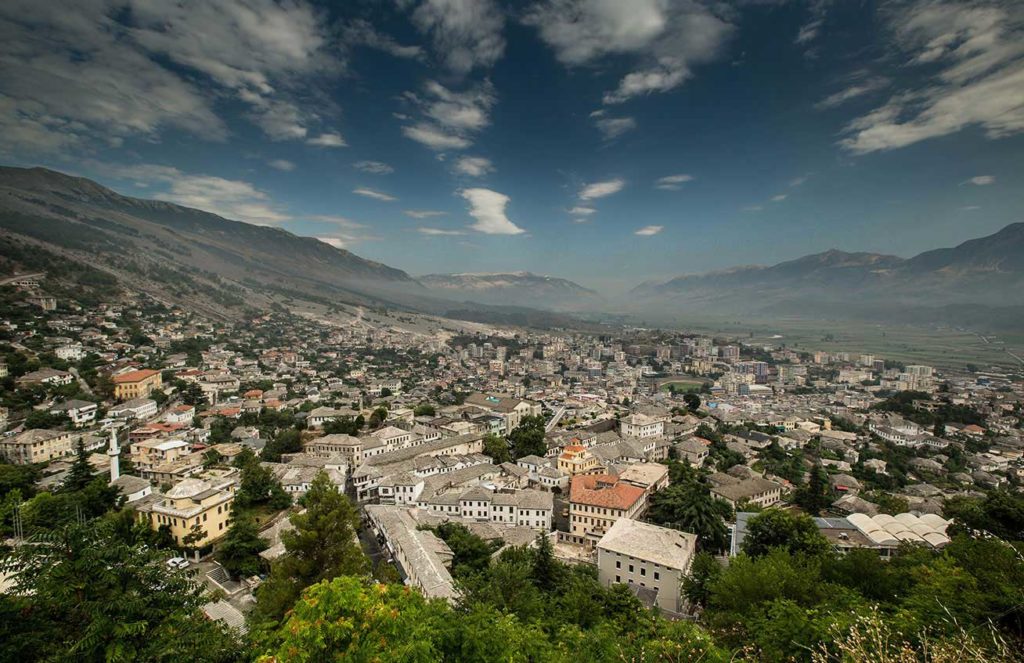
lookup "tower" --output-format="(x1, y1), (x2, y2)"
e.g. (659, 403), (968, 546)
(108, 428), (120, 483)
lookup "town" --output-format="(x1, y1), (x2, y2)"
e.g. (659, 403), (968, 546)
(2, 272), (1023, 660)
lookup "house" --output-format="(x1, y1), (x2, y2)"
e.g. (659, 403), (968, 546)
(307, 433), (363, 468)
(619, 413), (666, 439)
(108, 398), (158, 420)
(364, 505), (457, 602)
(596, 518), (696, 614)
(17, 368), (74, 387)
(557, 444), (602, 476)
(113, 369), (163, 400)
(0, 428), (74, 464)
(50, 399), (98, 427)
(131, 438), (191, 473)
(165, 405), (195, 425)
(110, 474), (154, 503)
(135, 475), (236, 548)
(307, 406), (359, 428)
(708, 472), (783, 508)
(464, 393), (541, 432)
(672, 437), (710, 467)
(568, 474), (647, 546)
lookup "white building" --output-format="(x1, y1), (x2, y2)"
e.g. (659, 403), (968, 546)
(596, 518), (696, 614)
(619, 413), (666, 439)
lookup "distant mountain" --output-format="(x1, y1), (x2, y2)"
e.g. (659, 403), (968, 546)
(420, 271), (602, 311)
(0, 166), (420, 318)
(630, 223), (1024, 330)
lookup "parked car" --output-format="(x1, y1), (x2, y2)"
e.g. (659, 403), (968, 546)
(166, 557), (190, 570)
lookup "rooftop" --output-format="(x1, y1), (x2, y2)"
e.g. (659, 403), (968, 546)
(597, 518), (696, 570)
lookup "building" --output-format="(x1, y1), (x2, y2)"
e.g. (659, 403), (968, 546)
(49, 399), (98, 427)
(568, 474), (647, 546)
(364, 505), (457, 602)
(113, 369), (163, 400)
(708, 472), (783, 508)
(109, 398), (159, 420)
(557, 444), (602, 476)
(0, 428), (74, 464)
(135, 475), (236, 548)
(596, 518), (696, 614)
(619, 413), (666, 439)
(464, 393), (541, 432)
(17, 367), (73, 387)
(131, 438), (191, 473)
(307, 433), (363, 468)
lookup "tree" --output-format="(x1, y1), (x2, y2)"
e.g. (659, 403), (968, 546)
(182, 520), (206, 552)
(508, 415), (546, 460)
(0, 521), (241, 662)
(647, 478), (731, 553)
(61, 438), (94, 493)
(683, 551), (722, 608)
(683, 392), (701, 412)
(530, 532), (565, 591)
(253, 471), (368, 622)
(742, 508), (830, 558)
(179, 381), (206, 406)
(235, 449), (292, 511)
(217, 511), (268, 579)
(794, 463), (830, 516)
(482, 433), (511, 464)
(414, 403), (436, 417)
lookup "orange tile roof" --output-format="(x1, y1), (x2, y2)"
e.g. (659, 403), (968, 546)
(113, 368), (161, 383)
(570, 474), (645, 511)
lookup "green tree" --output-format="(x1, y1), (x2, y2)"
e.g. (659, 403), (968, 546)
(0, 521), (241, 662)
(647, 478), (731, 553)
(508, 415), (546, 460)
(742, 508), (830, 558)
(253, 472), (368, 623)
(481, 433), (511, 464)
(794, 463), (830, 516)
(61, 438), (94, 494)
(683, 551), (723, 607)
(683, 392), (701, 411)
(217, 511), (268, 579)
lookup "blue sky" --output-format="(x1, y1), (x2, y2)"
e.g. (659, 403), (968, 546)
(1, 0), (1021, 292)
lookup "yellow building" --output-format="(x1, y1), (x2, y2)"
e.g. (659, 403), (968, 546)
(0, 428), (74, 465)
(113, 368), (163, 400)
(136, 475), (235, 548)
(557, 444), (602, 476)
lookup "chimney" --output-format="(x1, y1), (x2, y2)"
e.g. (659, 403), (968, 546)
(108, 428), (120, 483)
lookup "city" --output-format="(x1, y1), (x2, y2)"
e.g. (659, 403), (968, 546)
(2, 0), (1023, 661)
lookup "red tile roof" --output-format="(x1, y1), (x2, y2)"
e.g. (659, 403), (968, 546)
(570, 474), (645, 511)
(113, 368), (161, 383)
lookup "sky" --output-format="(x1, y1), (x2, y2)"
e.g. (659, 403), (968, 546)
(0, 0), (1022, 293)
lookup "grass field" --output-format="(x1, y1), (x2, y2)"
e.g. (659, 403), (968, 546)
(658, 378), (707, 393)
(669, 316), (1024, 373)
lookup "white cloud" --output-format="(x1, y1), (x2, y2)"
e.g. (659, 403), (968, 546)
(343, 19), (424, 60)
(400, 80), (496, 151)
(572, 218), (590, 224)
(771, 194), (788, 202)
(90, 161), (291, 226)
(353, 187), (397, 202)
(788, 174), (810, 187)
(841, 2), (1024, 154)
(268, 159), (296, 171)
(461, 187), (525, 235)
(794, 0), (830, 57)
(404, 209), (448, 219)
(965, 175), (995, 185)
(742, 205), (763, 212)
(353, 160), (394, 174)
(317, 237), (348, 249)
(418, 227), (466, 236)
(307, 132), (347, 147)
(961, 205), (981, 211)
(579, 178), (625, 200)
(524, 0), (733, 104)
(655, 174), (693, 190)
(454, 156), (495, 177)
(309, 215), (380, 246)
(635, 225), (663, 236)
(815, 76), (890, 109)
(569, 206), (596, 216)
(592, 113), (637, 139)
(410, 0), (506, 74)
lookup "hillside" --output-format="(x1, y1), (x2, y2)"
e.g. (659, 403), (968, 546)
(420, 271), (602, 311)
(0, 166), (421, 319)
(630, 224), (1024, 330)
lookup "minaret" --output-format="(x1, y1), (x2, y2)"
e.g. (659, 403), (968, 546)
(108, 428), (120, 483)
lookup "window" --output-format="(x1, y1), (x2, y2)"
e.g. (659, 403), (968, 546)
(640, 567), (646, 577)
(629, 564), (634, 573)
(654, 572), (660, 581)
(616, 560), (621, 569)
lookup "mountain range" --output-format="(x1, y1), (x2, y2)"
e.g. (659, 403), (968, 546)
(1, 166), (1021, 330)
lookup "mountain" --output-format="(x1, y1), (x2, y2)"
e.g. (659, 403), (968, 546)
(630, 224), (1024, 330)
(0, 166), (421, 319)
(419, 271), (602, 311)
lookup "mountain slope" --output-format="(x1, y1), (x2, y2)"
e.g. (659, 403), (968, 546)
(420, 271), (602, 311)
(0, 166), (419, 317)
(630, 224), (1024, 329)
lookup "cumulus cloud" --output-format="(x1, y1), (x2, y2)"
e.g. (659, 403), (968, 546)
(771, 194), (788, 202)
(524, 0), (733, 104)
(307, 132), (347, 147)
(454, 156), (495, 177)
(317, 237), (348, 249)
(591, 112), (637, 139)
(965, 175), (995, 185)
(404, 209), (448, 219)
(353, 160), (394, 174)
(840, 2), (1024, 155)
(400, 80), (496, 151)
(353, 187), (397, 202)
(418, 227), (467, 235)
(410, 0), (506, 74)
(461, 187), (525, 234)
(268, 159), (296, 171)
(569, 206), (596, 216)
(309, 214), (380, 246)
(579, 178), (625, 200)
(655, 174), (693, 190)
(635, 225), (663, 236)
